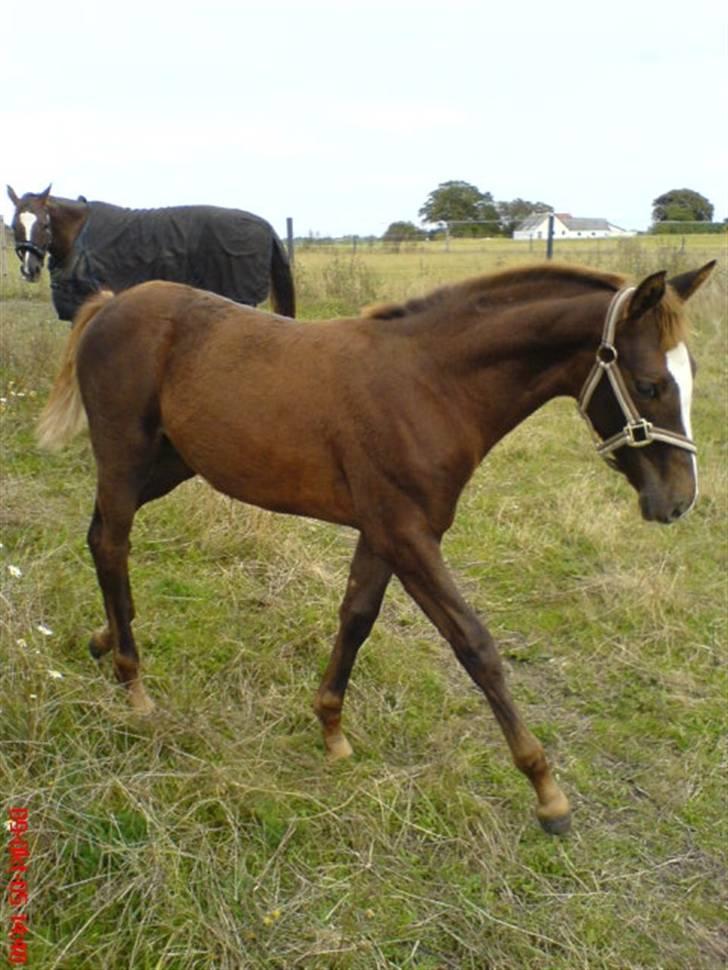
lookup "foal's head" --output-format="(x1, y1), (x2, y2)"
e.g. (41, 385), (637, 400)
(7, 184), (53, 282)
(583, 261), (715, 524)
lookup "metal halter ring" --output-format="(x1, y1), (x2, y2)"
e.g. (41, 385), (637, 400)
(595, 343), (618, 367)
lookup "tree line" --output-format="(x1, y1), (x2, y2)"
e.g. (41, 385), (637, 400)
(383, 181), (723, 240)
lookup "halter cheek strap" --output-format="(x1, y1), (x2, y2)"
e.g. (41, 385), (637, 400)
(577, 287), (696, 457)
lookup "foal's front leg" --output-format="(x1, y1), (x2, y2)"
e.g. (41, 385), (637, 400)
(389, 528), (571, 834)
(314, 536), (392, 759)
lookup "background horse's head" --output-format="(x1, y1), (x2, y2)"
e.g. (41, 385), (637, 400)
(582, 262), (714, 524)
(7, 184), (53, 282)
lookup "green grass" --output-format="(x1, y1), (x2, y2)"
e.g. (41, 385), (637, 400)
(1, 238), (726, 968)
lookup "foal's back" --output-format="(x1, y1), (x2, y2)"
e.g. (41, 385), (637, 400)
(78, 281), (449, 527)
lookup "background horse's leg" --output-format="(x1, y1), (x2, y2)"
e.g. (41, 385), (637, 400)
(388, 528), (571, 834)
(314, 536), (392, 759)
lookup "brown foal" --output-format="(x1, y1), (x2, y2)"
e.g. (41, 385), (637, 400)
(38, 260), (714, 832)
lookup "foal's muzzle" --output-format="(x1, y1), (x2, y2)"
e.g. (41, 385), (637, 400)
(639, 490), (694, 524)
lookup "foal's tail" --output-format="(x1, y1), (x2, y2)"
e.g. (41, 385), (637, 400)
(270, 234), (296, 317)
(37, 290), (115, 451)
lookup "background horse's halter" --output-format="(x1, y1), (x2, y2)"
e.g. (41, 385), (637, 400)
(15, 239), (47, 262)
(14, 214), (50, 264)
(577, 287), (696, 458)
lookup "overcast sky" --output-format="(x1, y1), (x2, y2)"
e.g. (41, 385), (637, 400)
(3, 0), (726, 238)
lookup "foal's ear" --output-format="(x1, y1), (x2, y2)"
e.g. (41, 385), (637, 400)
(668, 260), (716, 302)
(38, 184), (52, 203)
(7, 185), (20, 207)
(627, 270), (666, 321)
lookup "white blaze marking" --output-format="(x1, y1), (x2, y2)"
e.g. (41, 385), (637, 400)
(666, 341), (698, 504)
(18, 212), (39, 276)
(19, 211), (37, 242)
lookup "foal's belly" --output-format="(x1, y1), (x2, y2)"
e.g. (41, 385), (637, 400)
(162, 404), (357, 526)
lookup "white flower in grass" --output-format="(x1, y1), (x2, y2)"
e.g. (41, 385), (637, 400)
(8, 564), (22, 578)
(37, 623), (54, 637)
(47, 670), (63, 680)
(16, 639), (28, 649)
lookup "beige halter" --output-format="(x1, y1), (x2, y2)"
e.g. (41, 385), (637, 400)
(577, 287), (696, 457)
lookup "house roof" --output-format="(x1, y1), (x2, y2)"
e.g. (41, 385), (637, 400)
(515, 212), (619, 232)
(516, 212), (550, 231)
(558, 215), (611, 231)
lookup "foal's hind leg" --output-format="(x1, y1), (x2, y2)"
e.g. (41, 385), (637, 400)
(88, 436), (194, 712)
(314, 536), (392, 759)
(387, 527), (571, 834)
(87, 487), (154, 713)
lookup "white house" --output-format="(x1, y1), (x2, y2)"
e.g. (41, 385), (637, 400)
(513, 212), (634, 241)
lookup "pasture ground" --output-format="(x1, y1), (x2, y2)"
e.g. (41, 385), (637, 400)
(1, 236), (726, 968)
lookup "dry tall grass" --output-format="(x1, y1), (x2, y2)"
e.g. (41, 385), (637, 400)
(1, 237), (726, 968)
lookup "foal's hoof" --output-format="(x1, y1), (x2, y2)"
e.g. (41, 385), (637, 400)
(88, 632), (112, 660)
(128, 682), (156, 716)
(325, 733), (354, 761)
(538, 811), (572, 836)
(536, 792), (572, 835)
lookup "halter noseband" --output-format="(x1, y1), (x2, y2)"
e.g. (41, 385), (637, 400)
(577, 286), (696, 458)
(15, 240), (47, 262)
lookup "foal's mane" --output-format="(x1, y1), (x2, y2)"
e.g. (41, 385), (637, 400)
(363, 262), (689, 349)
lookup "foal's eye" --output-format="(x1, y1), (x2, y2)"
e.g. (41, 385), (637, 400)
(635, 380), (658, 399)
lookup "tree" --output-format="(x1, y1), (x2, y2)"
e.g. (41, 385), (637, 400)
(382, 221), (426, 242)
(496, 198), (553, 235)
(419, 180), (502, 236)
(652, 188), (714, 224)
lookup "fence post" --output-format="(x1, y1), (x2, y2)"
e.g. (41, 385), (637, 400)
(286, 217), (294, 266)
(0, 217), (7, 279)
(546, 214), (555, 259)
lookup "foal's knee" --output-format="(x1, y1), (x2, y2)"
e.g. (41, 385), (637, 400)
(341, 604), (379, 645)
(87, 515), (102, 556)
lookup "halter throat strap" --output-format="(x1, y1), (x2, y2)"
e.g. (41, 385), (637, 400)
(577, 286), (696, 457)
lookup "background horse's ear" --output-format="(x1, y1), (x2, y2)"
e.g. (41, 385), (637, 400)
(7, 185), (20, 206)
(39, 184), (52, 202)
(627, 271), (666, 322)
(668, 260), (717, 302)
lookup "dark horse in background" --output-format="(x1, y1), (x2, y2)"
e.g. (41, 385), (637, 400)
(37, 259), (714, 834)
(6, 185), (295, 319)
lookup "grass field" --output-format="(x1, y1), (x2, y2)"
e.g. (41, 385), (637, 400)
(1, 237), (726, 968)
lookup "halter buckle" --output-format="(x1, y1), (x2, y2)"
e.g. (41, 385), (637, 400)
(624, 419), (653, 447)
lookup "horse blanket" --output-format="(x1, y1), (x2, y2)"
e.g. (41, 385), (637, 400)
(49, 202), (284, 320)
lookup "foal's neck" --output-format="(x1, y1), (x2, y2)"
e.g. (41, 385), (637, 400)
(451, 285), (614, 453)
